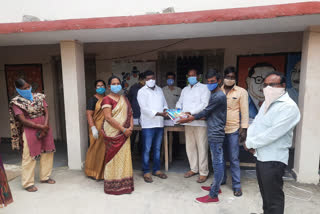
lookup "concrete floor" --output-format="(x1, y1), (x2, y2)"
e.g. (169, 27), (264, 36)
(3, 167), (320, 214)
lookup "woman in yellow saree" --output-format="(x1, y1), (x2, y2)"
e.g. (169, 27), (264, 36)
(85, 80), (106, 180)
(101, 76), (134, 195)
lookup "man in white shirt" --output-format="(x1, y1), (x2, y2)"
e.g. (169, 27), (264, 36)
(137, 70), (168, 183)
(176, 69), (211, 183)
(245, 71), (300, 214)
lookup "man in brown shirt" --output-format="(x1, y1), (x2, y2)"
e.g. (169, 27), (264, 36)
(221, 66), (249, 197)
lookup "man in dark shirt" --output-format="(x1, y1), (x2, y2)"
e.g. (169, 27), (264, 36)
(179, 69), (227, 204)
(127, 72), (145, 154)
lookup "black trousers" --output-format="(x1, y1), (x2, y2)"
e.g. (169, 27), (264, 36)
(131, 130), (142, 154)
(256, 160), (286, 214)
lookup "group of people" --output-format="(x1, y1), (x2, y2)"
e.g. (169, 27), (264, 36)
(82, 65), (300, 213)
(1, 64), (300, 213)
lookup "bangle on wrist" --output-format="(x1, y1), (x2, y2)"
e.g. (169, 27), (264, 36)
(122, 128), (127, 133)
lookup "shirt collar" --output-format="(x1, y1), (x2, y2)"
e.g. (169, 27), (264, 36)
(222, 84), (238, 92)
(188, 82), (200, 88)
(276, 92), (290, 102)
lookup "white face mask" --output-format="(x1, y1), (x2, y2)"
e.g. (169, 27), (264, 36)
(263, 86), (285, 112)
(146, 79), (156, 88)
(224, 79), (236, 87)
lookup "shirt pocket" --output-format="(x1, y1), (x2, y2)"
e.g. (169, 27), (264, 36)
(227, 96), (239, 110)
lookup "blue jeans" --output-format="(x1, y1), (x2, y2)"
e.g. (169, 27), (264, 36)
(142, 128), (164, 174)
(222, 130), (241, 190)
(209, 141), (224, 198)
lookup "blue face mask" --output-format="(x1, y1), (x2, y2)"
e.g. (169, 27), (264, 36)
(110, 85), (122, 94)
(16, 87), (33, 101)
(207, 83), (218, 91)
(167, 79), (174, 86)
(96, 87), (106, 95)
(188, 76), (198, 86)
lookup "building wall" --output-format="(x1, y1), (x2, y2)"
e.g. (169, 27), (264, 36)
(0, 0), (311, 23)
(90, 32), (303, 83)
(0, 32), (302, 139)
(0, 45), (60, 139)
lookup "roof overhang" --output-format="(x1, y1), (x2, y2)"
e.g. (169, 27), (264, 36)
(0, 2), (319, 46)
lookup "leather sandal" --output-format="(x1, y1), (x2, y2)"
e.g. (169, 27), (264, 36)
(197, 175), (208, 183)
(234, 189), (243, 197)
(40, 178), (56, 184)
(184, 170), (198, 178)
(143, 173), (153, 183)
(152, 171), (168, 179)
(25, 185), (38, 192)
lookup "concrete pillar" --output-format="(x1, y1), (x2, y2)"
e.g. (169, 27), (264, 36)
(42, 59), (59, 139)
(60, 40), (88, 169)
(293, 26), (320, 184)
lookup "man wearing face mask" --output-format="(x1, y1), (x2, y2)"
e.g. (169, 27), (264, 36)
(176, 69), (211, 183)
(245, 72), (300, 214)
(162, 72), (182, 109)
(178, 69), (227, 203)
(163, 72), (182, 158)
(127, 72), (145, 154)
(137, 70), (169, 183)
(221, 66), (249, 197)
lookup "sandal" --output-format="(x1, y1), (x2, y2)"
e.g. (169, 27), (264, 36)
(25, 185), (38, 192)
(197, 175), (208, 183)
(143, 173), (153, 183)
(234, 189), (243, 197)
(152, 171), (168, 179)
(184, 170), (198, 178)
(40, 178), (56, 184)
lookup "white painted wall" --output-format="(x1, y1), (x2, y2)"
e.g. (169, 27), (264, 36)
(0, 0), (312, 23)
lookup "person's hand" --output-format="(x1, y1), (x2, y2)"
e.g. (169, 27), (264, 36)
(124, 127), (133, 137)
(184, 112), (191, 115)
(243, 142), (256, 155)
(249, 149), (256, 155)
(91, 126), (99, 139)
(38, 124), (49, 131)
(239, 128), (247, 142)
(177, 115), (194, 124)
(156, 112), (167, 117)
(38, 130), (48, 139)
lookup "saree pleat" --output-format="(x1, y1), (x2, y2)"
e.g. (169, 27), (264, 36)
(0, 155), (13, 208)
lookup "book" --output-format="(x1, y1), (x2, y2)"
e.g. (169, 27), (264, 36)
(166, 109), (188, 123)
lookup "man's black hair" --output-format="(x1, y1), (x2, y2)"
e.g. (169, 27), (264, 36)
(144, 70), (154, 77)
(265, 71), (286, 84)
(166, 72), (176, 79)
(206, 69), (221, 80)
(188, 68), (198, 75)
(248, 62), (276, 78)
(224, 66), (237, 76)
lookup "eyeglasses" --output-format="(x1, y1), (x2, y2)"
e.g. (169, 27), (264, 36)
(250, 76), (264, 84)
(96, 85), (105, 88)
(263, 83), (282, 88)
